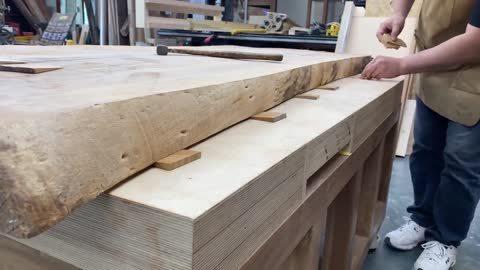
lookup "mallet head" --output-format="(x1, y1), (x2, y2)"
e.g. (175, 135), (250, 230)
(156, 45), (169, 56)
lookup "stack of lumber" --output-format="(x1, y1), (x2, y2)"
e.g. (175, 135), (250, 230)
(0, 46), (403, 270)
(11, 0), (51, 31)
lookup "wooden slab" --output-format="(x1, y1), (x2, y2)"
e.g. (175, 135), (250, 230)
(251, 111), (287, 122)
(9, 77), (403, 270)
(0, 64), (62, 74)
(155, 149), (201, 171)
(0, 45), (371, 238)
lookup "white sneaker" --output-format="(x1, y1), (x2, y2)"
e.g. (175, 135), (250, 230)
(385, 217), (426, 250)
(413, 241), (457, 270)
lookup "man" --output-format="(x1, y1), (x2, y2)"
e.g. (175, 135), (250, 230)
(361, 0), (480, 270)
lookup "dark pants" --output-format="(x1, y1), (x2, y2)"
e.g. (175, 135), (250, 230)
(408, 98), (480, 247)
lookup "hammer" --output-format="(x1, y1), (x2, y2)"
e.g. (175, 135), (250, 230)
(156, 45), (284, 62)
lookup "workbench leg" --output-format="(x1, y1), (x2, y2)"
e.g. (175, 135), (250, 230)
(356, 138), (386, 238)
(321, 169), (363, 270)
(378, 124), (400, 204)
(279, 220), (324, 270)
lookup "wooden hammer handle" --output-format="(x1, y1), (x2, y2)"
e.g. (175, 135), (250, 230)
(168, 48), (284, 62)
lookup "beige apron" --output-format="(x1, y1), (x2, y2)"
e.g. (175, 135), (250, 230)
(416, 0), (480, 126)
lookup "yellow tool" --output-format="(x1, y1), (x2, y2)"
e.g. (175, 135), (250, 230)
(326, 22), (341, 37)
(230, 29), (267, 36)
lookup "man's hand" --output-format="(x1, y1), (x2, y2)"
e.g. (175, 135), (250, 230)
(361, 56), (406, 80)
(377, 15), (406, 41)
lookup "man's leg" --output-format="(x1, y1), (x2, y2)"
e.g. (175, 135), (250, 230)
(407, 98), (448, 228)
(425, 120), (480, 246)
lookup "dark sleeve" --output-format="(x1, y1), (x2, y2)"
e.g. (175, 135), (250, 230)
(470, 0), (480, 27)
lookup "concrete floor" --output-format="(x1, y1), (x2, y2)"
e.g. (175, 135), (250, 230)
(362, 158), (480, 270)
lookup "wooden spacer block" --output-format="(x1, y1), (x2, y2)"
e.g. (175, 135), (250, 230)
(0, 59), (26, 65)
(318, 86), (339, 91)
(155, 149), (202, 171)
(296, 94), (320, 100)
(251, 111), (287, 123)
(0, 64), (62, 74)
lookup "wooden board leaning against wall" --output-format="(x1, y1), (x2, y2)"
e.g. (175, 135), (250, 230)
(0, 45), (371, 239)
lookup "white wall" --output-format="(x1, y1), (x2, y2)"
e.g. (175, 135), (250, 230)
(277, 0), (308, 27)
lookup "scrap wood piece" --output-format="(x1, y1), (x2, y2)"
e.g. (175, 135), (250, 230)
(251, 112), (287, 123)
(0, 59), (26, 64)
(0, 64), (62, 74)
(296, 93), (320, 100)
(379, 34), (407, 50)
(318, 85), (339, 91)
(155, 149), (201, 171)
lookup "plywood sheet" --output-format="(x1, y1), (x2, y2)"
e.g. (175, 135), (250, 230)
(343, 17), (418, 58)
(0, 45), (370, 238)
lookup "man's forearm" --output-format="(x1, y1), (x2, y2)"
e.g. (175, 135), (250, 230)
(402, 25), (480, 74)
(392, 0), (416, 18)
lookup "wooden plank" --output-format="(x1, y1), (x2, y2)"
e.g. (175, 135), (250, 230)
(342, 16), (418, 58)
(396, 100), (416, 157)
(251, 111), (287, 122)
(78, 25), (89, 45)
(0, 64), (62, 74)
(8, 78), (402, 270)
(0, 59), (26, 64)
(295, 93), (320, 100)
(322, 169), (363, 270)
(356, 138), (386, 237)
(147, 17), (260, 32)
(145, 0), (224, 17)
(335, 1), (355, 54)
(0, 235), (79, 270)
(155, 149), (201, 171)
(318, 85), (338, 91)
(0, 46), (370, 238)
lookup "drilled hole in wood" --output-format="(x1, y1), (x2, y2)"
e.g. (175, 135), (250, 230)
(249, 95), (254, 100)
(180, 129), (188, 135)
(121, 153), (128, 159)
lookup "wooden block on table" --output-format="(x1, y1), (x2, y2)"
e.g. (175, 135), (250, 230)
(318, 86), (339, 91)
(0, 64), (62, 74)
(155, 149), (201, 171)
(0, 59), (26, 64)
(296, 93), (320, 100)
(251, 112), (287, 123)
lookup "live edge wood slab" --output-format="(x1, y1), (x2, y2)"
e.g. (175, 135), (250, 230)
(0, 45), (371, 239)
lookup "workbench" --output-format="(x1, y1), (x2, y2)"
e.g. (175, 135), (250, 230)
(0, 46), (402, 270)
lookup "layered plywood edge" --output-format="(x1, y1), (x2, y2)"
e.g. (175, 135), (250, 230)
(0, 45), (371, 238)
(8, 77), (404, 270)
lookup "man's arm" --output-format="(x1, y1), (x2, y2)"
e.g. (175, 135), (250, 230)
(362, 0), (480, 80)
(402, 24), (480, 74)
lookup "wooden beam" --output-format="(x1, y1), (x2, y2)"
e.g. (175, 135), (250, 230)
(145, 0), (224, 17)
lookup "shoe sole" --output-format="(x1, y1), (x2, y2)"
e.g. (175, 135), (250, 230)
(384, 237), (419, 251)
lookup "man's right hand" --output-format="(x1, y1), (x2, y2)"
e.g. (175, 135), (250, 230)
(377, 15), (406, 41)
